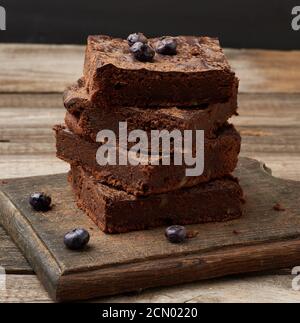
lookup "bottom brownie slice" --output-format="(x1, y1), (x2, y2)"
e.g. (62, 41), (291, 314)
(69, 165), (244, 234)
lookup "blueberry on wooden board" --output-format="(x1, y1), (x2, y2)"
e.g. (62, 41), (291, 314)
(165, 225), (187, 243)
(130, 42), (155, 62)
(29, 192), (51, 211)
(127, 32), (148, 46)
(64, 228), (90, 250)
(156, 37), (177, 55)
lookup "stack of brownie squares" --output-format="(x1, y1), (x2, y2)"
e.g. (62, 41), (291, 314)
(54, 34), (244, 233)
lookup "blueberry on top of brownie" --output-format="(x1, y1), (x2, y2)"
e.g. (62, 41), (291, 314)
(130, 42), (155, 62)
(155, 37), (178, 55)
(127, 32), (148, 46)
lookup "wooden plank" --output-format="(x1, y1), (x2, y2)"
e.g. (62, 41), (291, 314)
(0, 45), (299, 94)
(0, 93), (62, 109)
(0, 107), (63, 129)
(101, 273), (300, 303)
(0, 275), (52, 303)
(0, 44), (84, 93)
(0, 155), (68, 179)
(0, 227), (32, 274)
(225, 49), (300, 94)
(0, 158), (300, 301)
(236, 93), (300, 126)
(240, 154), (300, 182)
(1, 272), (298, 303)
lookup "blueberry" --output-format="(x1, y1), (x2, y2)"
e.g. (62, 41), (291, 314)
(130, 42), (155, 62)
(64, 228), (90, 250)
(165, 225), (187, 243)
(127, 32), (148, 46)
(156, 37), (177, 55)
(29, 192), (51, 211)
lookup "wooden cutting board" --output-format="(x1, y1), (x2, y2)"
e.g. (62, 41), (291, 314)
(0, 157), (300, 302)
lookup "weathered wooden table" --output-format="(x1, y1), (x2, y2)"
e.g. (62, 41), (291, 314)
(0, 44), (300, 303)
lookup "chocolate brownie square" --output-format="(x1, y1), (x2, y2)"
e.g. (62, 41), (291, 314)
(64, 78), (239, 142)
(69, 165), (244, 233)
(84, 35), (238, 107)
(54, 124), (241, 196)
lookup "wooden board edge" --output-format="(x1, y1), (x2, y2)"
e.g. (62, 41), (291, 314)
(56, 238), (300, 302)
(0, 190), (62, 300)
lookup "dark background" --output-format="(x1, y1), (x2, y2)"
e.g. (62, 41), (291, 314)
(0, 0), (299, 49)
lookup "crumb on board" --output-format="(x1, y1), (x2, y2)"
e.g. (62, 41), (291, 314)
(0, 180), (8, 185)
(273, 203), (286, 212)
(233, 230), (240, 235)
(186, 230), (199, 239)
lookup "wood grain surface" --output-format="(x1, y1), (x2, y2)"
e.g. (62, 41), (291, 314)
(0, 43), (300, 302)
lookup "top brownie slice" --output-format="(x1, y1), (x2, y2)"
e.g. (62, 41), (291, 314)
(84, 35), (237, 108)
